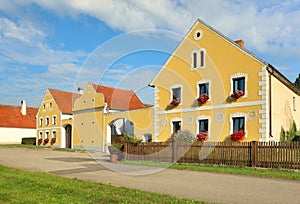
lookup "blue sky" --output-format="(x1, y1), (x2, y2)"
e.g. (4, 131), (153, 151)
(0, 0), (300, 107)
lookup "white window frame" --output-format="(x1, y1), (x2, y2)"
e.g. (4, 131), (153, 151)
(45, 116), (50, 126)
(45, 131), (50, 139)
(52, 115), (57, 125)
(170, 85), (183, 105)
(230, 73), (248, 98)
(39, 132), (43, 139)
(293, 97), (296, 111)
(193, 29), (203, 40)
(52, 130), (56, 139)
(191, 49), (206, 70)
(196, 115), (210, 138)
(229, 112), (247, 138)
(196, 79), (211, 101)
(170, 117), (182, 134)
(39, 117), (43, 127)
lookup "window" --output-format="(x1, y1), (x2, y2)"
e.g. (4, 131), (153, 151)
(171, 87), (181, 104)
(52, 116), (56, 125)
(39, 132), (43, 139)
(45, 117), (49, 126)
(43, 104), (46, 110)
(172, 121), (181, 133)
(233, 77), (245, 92)
(49, 103), (52, 109)
(39, 118), (43, 127)
(52, 131), (56, 138)
(293, 97), (296, 111)
(199, 119), (209, 132)
(45, 131), (49, 139)
(193, 29), (203, 40)
(199, 83), (209, 96)
(191, 49), (206, 69)
(233, 117), (245, 132)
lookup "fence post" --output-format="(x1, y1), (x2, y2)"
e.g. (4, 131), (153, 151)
(123, 143), (128, 160)
(172, 140), (175, 163)
(250, 141), (258, 167)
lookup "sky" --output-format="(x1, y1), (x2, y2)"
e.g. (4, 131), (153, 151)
(0, 0), (300, 107)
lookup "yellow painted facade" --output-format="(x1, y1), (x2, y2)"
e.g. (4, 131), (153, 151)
(150, 19), (300, 142)
(36, 89), (73, 148)
(37, 19), (300, 151)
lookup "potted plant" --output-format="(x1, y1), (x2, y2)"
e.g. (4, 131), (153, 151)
(170, 98), (180, 107)
(51, 138), (56, 144)
(44, 138), (49, 144)
(231, 130), (246, 141)
(197, 94), (209, 105)
(197, 131), (208, 142)
(108, 145), (120, 163)
(231, 90), (244, 100)
(37, 138), (43, 145)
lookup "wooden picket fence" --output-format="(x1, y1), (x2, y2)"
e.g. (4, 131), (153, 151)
(123, 141), (300, 170)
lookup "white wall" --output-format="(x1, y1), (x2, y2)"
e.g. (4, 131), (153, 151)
(0, 127), (36, 144)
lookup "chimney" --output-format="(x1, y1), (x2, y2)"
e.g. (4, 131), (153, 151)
(77, 87), (84, 94)
(234, 39), (244, 48)
(21, 100), (26, 115)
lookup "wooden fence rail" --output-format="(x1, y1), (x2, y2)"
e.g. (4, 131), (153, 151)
(123, 141), (300, 170)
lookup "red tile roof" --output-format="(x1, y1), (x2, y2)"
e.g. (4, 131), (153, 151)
(92, 84), (152, 110)
(48, 89), (80, 114)
(0, 104), (38, 128)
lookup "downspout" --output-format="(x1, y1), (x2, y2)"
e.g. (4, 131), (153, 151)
(267, 65), (274, 139)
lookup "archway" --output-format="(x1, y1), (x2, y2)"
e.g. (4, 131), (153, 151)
(65, 124), (72, 148)
(107, 118), (134, 145)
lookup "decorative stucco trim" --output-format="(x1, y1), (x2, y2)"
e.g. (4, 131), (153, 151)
(258, 65), (270, 142)
(153, 87), (159, 142)
(156, 100), (264, 115)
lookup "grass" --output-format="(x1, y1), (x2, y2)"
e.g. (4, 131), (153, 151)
(122, 160), (300, 180)
(0, 165), (205, 204)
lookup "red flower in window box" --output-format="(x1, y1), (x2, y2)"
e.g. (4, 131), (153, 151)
(170, 98), (180, 107)
(197, 94), (209, 105)
(197, 132), (208, 142)
(37, 138), (42, 144)
(231, 130), (246, 141)
(51, 138), (56, 144)
(44, 138), (49, 143)
(231, 90), (245, 99)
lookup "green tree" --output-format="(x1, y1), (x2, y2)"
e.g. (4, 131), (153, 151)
(294, 73), (300, 90)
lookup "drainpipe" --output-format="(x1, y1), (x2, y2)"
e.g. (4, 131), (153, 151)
(267, 65), (274, 139)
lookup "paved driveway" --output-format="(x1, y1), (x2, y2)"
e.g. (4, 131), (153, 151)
(0, 147), (300, 204)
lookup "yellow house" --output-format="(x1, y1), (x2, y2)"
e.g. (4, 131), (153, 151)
(149, 19), (300, 142)
(36, 89), (79, 148)
(73, 82), (153, 151)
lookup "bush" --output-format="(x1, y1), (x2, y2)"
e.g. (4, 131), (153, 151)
(173, 130), (196, 143)
(120, 135), (142, 145)
(21, 137), (36, 145)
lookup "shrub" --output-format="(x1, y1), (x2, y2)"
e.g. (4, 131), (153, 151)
(173, 130), (196, 143)
(21, 137), (36, 145)
(120, 135), (142, 145)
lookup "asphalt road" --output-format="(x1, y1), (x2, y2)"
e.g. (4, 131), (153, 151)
(0, 147), (299, 204)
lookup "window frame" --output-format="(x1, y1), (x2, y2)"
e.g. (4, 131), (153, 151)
(170, 118), (182, 134)
(191, 49), (206, 70)
(170, 85), (182, 105)
(45, 116), (50, 126)
(229, 112), (247, 137)
(196, 116), (210, 138)
(52, 115), (57, 125)
(230, 73), (248, 98)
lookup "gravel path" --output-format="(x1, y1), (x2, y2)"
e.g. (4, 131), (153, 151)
(0, 147), (299, 204)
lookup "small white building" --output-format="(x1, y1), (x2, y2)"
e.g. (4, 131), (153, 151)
(0, 101), (37, 144)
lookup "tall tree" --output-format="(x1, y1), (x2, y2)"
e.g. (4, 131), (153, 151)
(294, 73), (300, 89)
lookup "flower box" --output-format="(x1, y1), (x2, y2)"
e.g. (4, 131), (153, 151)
(197, 94), (209, 105)
(51, 138), (56, 144)
(37, 138), (43, 144)
(44, 138), (49, 143)
(231, 130), (246, 141)
(170, 98), (180, 107)
(231, 90), (244, 99)
(197, 132), (208, 142)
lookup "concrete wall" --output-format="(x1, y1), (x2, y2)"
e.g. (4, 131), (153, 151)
(0, 127), (36, 144)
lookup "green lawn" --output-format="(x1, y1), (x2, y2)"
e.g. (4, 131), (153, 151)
(122, 160), (300, 180)
(0, 166), (204, 204)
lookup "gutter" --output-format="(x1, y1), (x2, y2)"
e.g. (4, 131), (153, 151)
(266, 65), (274, 139)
